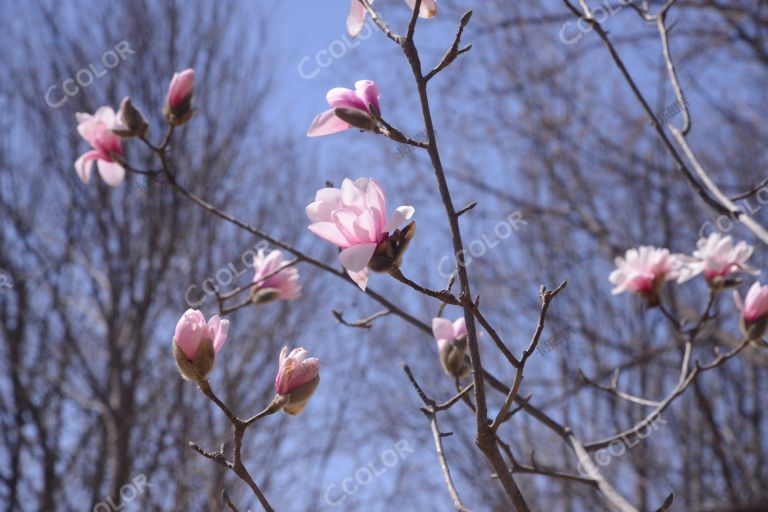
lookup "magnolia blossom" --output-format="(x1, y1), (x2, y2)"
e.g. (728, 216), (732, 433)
(251, 249), (301, 303)
(275, 346), (320, 415)
(164, 68), (195, 125)
(174, 309), (229, 359)
(307, 80), (379, 137)
(167, 68), (195, 110)
(678, 233), (758, 284)
(733, 282), (768, 324)
(74, 107), (126, 186)
(609, 246), (681, 297)
(432, 316), (467, 352)
(172, 309), (229, 380)
(306, 178), (414, 290)
(347, 0), (437, 37)
(432, 316), (468, 377)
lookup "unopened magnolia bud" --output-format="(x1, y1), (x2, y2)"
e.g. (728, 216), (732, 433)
(113, 97), (148, 138)
(164, 69), (195, 126)
(369, 220), (416, 273)
(333, 107), (375, 132)
(440, 334), (469, 378)
(740, 314), (768, 341)
(173, 337), (216, 381)
(282, 375), (320, 415)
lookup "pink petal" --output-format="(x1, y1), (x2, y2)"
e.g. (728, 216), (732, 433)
(404, 0), (437, 18)
(364, 178), (387, 229)
(383, 205), (415, 232)
(341, 178), (366, 212)
(339, 243), (377, 272)
(452, 317), (466, 338)
(307, 110), (350, 137)
(327, 87), (368, 111)
(432, 317), (454, 343)
(74, 151), (100, 184)
(308, 222), (350, 247)
(332, 209), (361, 243)
(353, 210), (378, 243)
(96, 160), (126, 187)
(213, 319), (229, 353)
(347, 0), (368, 37)
(347, 267), (370, 291)
(355, 80), (380, 114)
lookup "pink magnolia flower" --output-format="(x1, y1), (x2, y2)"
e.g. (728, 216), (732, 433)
(432, 316), (467, 352)
(251, 249), (302, 303)
(733, 282), (768, 324)
(347, 0), (437, 37)
(306, 178), (414, 290)
(432, 316), (469, 377)
(307, 80), (380, 137)
(174, 309), (229, 359)
(74, 107), (126, 187)
(275, 347), (320, 395)
(678, 233), (758, 284)
(164, 68), (195, 125)
(274, 346), (320, 415)
(609, 246), (681, 298)
(166, 68), (195, 111)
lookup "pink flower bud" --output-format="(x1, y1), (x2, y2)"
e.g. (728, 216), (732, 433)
(274, 346), (320, 415)
(164, 68), (195, 126)
(74, 106), (126, 187)
(306, 178), (415, 290)
(307, 80), (380, 137)
(432, 317), (468, 377)
(173, 309), (229, 381)
(734, 282), (768, 339)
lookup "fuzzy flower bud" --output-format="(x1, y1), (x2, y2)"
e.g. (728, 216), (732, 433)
(274, 346), (320, 415)
(172, 309), (228, 381)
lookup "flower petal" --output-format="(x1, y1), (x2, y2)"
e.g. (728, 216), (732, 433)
(383, 205), (415, 232)
(347, 0), (369, 37)
(432, 317), (454, 343)
(327, 87), (367, 110)
(307, 110), (350, 137)
(354, 80), (380, 114)
(339, 243), (377, 272)
(74, 150), (100, 184)
(96, 160), (126, 187)
(347, 267), (370, 291)
(308, 222), (350, 247)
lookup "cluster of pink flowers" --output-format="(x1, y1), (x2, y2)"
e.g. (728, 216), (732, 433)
(172, 308), (320, 415)
(74, 68), (196, 187)
(610, 233), (766, 337)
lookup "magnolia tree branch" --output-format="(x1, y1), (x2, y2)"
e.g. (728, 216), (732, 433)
(560, 0), (768, 247)
(403, 365), (471, 512)
(395, 4), (530, 509)
(191, 379), (280, 512)
(491, 282), (567, 432)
